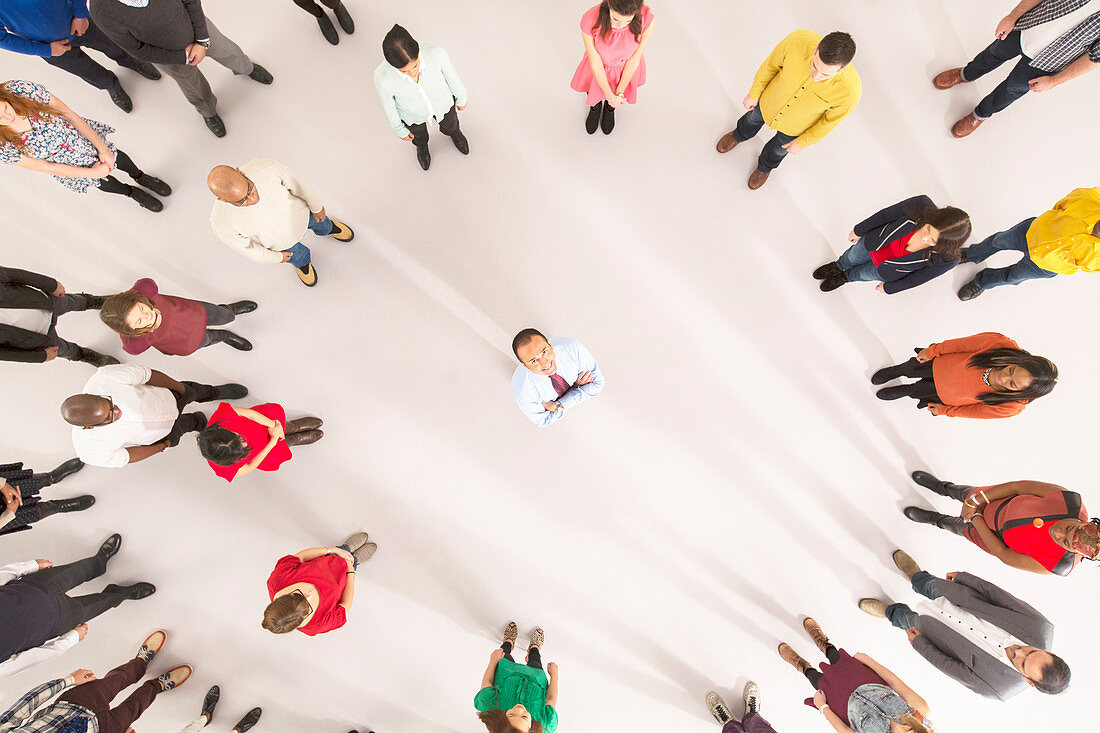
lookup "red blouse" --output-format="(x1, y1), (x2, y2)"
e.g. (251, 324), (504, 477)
(869, 230), (916, 267)
(266, 554), (348, 635)
(965, 486), (1088, 574)
(120, 278), (208, 356)
(206, 402), (292, 482)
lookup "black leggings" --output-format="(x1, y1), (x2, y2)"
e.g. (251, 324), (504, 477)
(20, 554), (126, 634)
(292, 0), (340, 16)
(96, 150), (145, 196)
(500, 641), (543, 670)
(885, 358), (940, 405)
(804, 644), (840, 688)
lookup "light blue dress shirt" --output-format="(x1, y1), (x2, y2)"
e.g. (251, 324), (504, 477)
(373, 42), (468, 138)
(511, 337), (605, 428)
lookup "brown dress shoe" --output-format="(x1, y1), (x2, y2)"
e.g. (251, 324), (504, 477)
(952, 113), (983, 138)
(286, 429), (323, 446)
(777, 643), (811, 674)
(803, 617), (831, 655)
(286, 417), (323, 433)
(716, 131), (740, 153)
(748, 169), (770, 190)
(933, 67), (966, 90)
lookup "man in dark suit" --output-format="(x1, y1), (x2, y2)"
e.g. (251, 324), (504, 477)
(859, 550), (1070, 701)
(1, 265), (116, 366)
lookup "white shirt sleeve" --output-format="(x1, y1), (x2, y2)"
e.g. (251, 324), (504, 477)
(512, 372), (565, 428)
(0, 631), (80, 681)
(0, 560), (41, 586)
(557, 341), (604, 410)
(94, 363), (152, 387)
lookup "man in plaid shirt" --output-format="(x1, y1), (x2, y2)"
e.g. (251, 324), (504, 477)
(933, 0), (1100, 137)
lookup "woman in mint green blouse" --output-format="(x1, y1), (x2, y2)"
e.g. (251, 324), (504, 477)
(475, 622), (559, 733)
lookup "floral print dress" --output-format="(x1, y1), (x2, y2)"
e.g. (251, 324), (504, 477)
(0, 80), (117, 193)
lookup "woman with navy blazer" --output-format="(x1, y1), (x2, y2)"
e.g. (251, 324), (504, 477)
(813, 196), (972, 294)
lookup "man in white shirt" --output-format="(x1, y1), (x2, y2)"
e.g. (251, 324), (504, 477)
(859, 550), (1070, 701)
(511, 329), (605, 428)
(207, 159), (354, 287)
(61, 363), (247, 468)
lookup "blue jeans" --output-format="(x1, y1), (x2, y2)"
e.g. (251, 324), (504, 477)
(281, 216), (335, 268)
(837, 238), (882, 282)
(336, 543), (358, 571)
(732, 105), (797, 174)
(968, 217), (1057, 289)
(885, 571), (942, 629)
(962, 31), (1048, 120)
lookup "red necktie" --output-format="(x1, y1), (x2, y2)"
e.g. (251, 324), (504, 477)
(550, 374), (570, 398)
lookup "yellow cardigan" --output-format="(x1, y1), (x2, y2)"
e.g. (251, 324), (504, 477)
(748, 29), (861, 148)
(1027, 187), (1100, 275)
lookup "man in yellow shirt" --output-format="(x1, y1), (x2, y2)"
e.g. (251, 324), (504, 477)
(716, 30), (861, 190)
(959, 187), (1100, 300)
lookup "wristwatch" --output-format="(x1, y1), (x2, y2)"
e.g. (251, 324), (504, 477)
(195, 38), (210, 48)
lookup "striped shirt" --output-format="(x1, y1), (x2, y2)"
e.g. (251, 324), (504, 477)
(1016, 0), (1100, 71)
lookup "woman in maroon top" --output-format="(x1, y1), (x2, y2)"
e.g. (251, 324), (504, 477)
(197, 403), (324, 482)
(263, 534), (378, 636)
(99, 278), (256, 355)
(904, 471), (1098, 576)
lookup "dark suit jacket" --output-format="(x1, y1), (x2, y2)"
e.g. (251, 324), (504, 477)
(0, 266), (59, 364)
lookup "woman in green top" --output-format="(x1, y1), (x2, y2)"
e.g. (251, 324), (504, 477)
(475, 621), (559, 732)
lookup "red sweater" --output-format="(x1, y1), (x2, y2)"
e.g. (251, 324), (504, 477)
(266, 555), (348, 636)
(120, 278), (207, 356)
(924, 332), (1026, 419)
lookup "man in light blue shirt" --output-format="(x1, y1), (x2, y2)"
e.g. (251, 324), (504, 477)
(373, 24), (469, 171)
(511, 329), (605, 428)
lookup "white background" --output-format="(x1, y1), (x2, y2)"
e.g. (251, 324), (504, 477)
(1, 0), (1097, 731)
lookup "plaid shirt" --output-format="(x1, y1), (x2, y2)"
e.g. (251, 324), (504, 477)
(1016, 0), (1100, 71)
(0, 679), (97, 733)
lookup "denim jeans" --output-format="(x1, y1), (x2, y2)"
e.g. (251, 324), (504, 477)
(885, 571), (943, 629)
(336, 543), (358, 570)
(968, 217), (1057, 289)
(731, 105), (797, 173)
(281, 215), (335, 268)
(837, 238), (882, 281)
(961, 31), (1048, 119)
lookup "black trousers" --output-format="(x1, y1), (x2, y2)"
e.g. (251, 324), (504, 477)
(405, 104), (461, 149)
(160, 381), (218, 446)
(500, 641), (543, 670)
(804, 644), (840, 688)
(42, 19), (143, 93)
(20, 553), (125, 634)
(96, 150), (147, 196)
(47, 292), (97, 360)
(886, 358), (941, 406)
(292, 0), (340, 16)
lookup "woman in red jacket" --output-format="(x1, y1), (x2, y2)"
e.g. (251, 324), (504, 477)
(99, 278), (255, 355)
(197, 403), (323, 482)
(871, 332), (1057, 419)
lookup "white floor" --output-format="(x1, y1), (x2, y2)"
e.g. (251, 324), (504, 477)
(1, 0), (1098, 731)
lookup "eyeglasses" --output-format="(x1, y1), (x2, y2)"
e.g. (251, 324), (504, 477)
(95, 396), (116, 426)
(228, 168), (255, 206)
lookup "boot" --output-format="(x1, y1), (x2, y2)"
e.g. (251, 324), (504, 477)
(600, 104), (616, 135)
(747, 169), (769, 190)
(705, 692), (732, 724)
(205, 329), (253, 351)
(285, 429), (323, 446)
(871, 360), (916, 385)
(876, 385), (913, 401)
(803, 618), (831, 655)
(333, 1), (354, 33)
(39, 496), (95, 517)
(892, 550), (923, 580)
(910, 471), (970, 501)
(134, 173), (172, 197)
(225, 300), (258, 315)
(585, 103), (603, 135)
(128, 187), (163, 212)
(286, 417), (323, 433)
(316, 13), (338, 44)
(820, 273), (848, 292)
(859, 599), (888, 618)
(450, 130), (470, 155)
(903, 506), (952, 528)
(777, 643), (810, 675)
(416, 145), (431, 171)
(46, 458), (85, 485)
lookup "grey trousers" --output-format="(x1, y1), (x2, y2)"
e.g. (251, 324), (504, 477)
(155, 18), (253, 118)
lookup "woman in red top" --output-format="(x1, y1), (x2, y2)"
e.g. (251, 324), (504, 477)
(263, 534), (378, 636)
(870, 332), (1057, 419)
(904, 471), (1099, 576)
(99, 278), (256, 355)
(197, 403), (324, 482)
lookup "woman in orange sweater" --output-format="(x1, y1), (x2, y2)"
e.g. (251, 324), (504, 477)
(871, 332), (1057, 419)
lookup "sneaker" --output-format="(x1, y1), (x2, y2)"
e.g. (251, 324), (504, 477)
(812, 262), (842, 280)
(777, 643), (810, 675)
(329, 220), (355, 242)
(233, 707), (262, 733)
(108, 87), (133, 113)
(705, 692), (732, 724)
(296, 263), (318, 287)
(859, 599), (888, 619)
(248, 63), (274, 84)
(157, 665), (193, 691)
(528, 627), (545, 650)
(803, 618), (831, 655)
(351, 541), (377, 565)
(503, 621), (519, 646)
(136, 630), (166, 662)
(743, 681), (760, 715)
(819, 273), (848, 292)
(342, 532), (369, 552)
(892, 550), (923, 580)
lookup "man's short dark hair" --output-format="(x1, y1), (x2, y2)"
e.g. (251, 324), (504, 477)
(817, 32), (856, 67)
(1033, 653), (1071, 694)
(511, 328), (546, 360)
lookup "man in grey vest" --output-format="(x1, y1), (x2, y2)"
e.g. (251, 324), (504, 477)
(858, 549), (1070, 701)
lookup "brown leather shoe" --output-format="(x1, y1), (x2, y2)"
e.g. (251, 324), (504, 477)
(286, 429), (323, 446)
(747, 169), (770, 190)
(803, 617), (831, 655)
(952, 113), (983, 138)
(286, 417), (323, 433)
(716, 131), (740, 153)
(777, 643), (810, 674)
(933, 67), (966, 90)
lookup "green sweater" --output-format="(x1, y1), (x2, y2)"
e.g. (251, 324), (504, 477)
(474, 659), (559, 732)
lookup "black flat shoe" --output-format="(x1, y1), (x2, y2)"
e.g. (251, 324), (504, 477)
(957, 280), (984, 301)
(334, 1), (354, 33)
(109, 87), (132, 113)
(876, 385), (911, 401)
(204, 114), (226, 137)
(134, 62), (161, 80)
(201, 685), (220, 722)
(450, 131), (470, 155)
(871, 364), (906, 385)
(211, 383), (248, 401)
(128, 188), (163, 212)
(585, 103), (603, 135)
(416, 146), (431, 171)
(813, 261), (842, 280)
(225, 300), (258, 315)
(248, 63), (273, 84)
(47, 458), (85, 485)
(98, 533), (122, 559)
(317, 13), (338, 44)
(600, 104), (616, 134)
(134, 174), (171, 197)
(819, 273), (847, 292)
(105, 582), (156, 600)
(234, 707), (262, 733)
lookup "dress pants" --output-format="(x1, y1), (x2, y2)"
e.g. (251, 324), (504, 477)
(154, 18), (253, 118)
(292, 0), (341, 16)
(19, 553), (126, 634)
(722, 713), (780, 733)
(162, 381), (222, 446)
(47, 292), (95, 360)
(59, 657), (160, 733)
(42, 19), (143, 93)
(405, 104), (462, 149)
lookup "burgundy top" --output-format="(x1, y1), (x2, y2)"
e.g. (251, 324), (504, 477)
(803, 649), (886, 725)
(205, 402), (292, 482)
(120, 278), (207, 356)
(266, 554), (348, 636)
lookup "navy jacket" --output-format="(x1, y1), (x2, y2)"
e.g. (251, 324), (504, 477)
(852, 195), (958, 294)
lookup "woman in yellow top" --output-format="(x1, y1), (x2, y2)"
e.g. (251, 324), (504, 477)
(959, 187), (1100, 300)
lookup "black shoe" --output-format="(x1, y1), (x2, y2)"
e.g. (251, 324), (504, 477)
(601, 104), (616, 134)
(450, 131), (470, 155)
(820, 273), (848, 292)
(79, 349), (121, 367)
(211, 383), (248, 401)
(128, 188), (163, 212)
(54, 495), (95, 513)
(134, 62), (161, 80)
(208, 329), (253, 351)
(108, 87), (133, 113)
(80, 294), (107, 310)
(204, 114), (226, 138)
(317, 13), (338, 44)
(47, 458), (85, 485)
(98, 533), (122, 559)
(876, 385), (911, 401)
(903, 506), (949, 527)
(334, 1), (354, 33)
(416, 145), (431, 171)
(225, 300), (258, 315)
(957, 280), (984, 301)
(201, 685), (220, 723)
(248, 63), (273, 84)
(585, 102), (603, 135)
(813, 261), (842, 280)
(871, 363), (907, 385)
(135, 174), (171, 197)
(104, 582), (156, 600)
(233, 707), (262, 733)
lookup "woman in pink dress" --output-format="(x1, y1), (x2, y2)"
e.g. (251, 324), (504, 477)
(570, 0), (656, 135)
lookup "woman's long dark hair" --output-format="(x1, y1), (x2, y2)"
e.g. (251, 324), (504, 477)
(968, 348), (1058, 405)
(197, 425), (251, 466)
(593, 0), (645, 41)
(477, 710), (544, 733)
(909, 203), (971, 262)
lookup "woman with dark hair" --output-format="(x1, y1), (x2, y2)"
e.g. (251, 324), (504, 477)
(814, 196), (971, 293)
(872, 332), (1056, 419)
(778, 618), (933, 733)
(198, 403), (323, 482)
(374, 24), (469, 171)
(475, 622), (559, 733)
(263, 534), (377, 636)
(1, 459), (91, 537)
(0, 79), (169, 210)
(903, 471), (1098, 576)
(291, 0), (354, 45)
(571, 0), (655, 135)
(100, 278), (256, 356)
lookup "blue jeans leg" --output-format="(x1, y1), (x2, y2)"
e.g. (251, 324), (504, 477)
(966, 217), (1034, 262)
(336, 543), (358, 571)
(961, 31), (1023, 82)
(308, 215), (334, 237)
(974, 57), (1047, 119)
(976, 256), (1058, 289)
(732, 105), (765, 142)
(757, 131), (796, 174)
(911, 571), (943, 600)
(282, 242), (312, 268)
(885, 603), (920, 630)
(836, 239), (882, 281)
